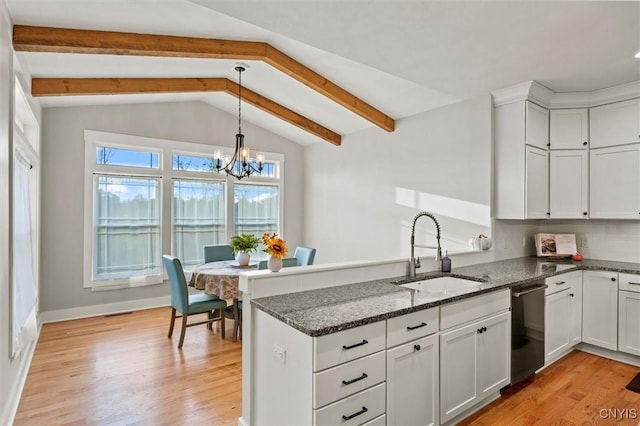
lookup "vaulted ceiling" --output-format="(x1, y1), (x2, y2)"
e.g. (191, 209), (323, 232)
(6, 0), (640, 146)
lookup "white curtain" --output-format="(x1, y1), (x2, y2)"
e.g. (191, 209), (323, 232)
(12, 152), (38, 358)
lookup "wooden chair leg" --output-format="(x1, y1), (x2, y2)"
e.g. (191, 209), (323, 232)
(238, 308), (242, 340)
(168, 307), (177, 338)
(207, 310), (213, 329)
(178, 313), (188, 349)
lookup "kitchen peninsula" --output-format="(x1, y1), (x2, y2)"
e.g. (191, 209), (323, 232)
(238, 256), (640, 426)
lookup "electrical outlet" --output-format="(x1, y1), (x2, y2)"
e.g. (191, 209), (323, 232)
(273, 344), (286, 364)
(581, 234), (590, 249)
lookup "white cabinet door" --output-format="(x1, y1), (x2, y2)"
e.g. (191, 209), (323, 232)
(526, 145), (549, 218)
(590, 98), (640, 148)
(440, 321), (479, 423)
(590, 144), (640, 219)
(440, 311), (510, 423)
(549, 150), (589, 218)
(545, 289), (571, 363)
(526, 101), (550, 150)
(568, 278), (583, 346)
(550, 108), (589, 149)
(386, 334), (439, 426)
(477, 311), (511, 398)
(618, 291), (640, 356)
(582, 271), (618, 351)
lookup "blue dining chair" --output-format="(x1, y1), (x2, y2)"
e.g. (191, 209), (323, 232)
(294, 246), (316, 266)
(163, 255), (228, 349)
(203, 244), (234, 263)
(224, 300), (243, 341)
(257, 257), (298, 270)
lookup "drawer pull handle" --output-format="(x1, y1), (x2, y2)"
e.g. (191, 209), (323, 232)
(343, 340), (368, 350)
(629, 282), (640, 286)
(556, 281), (566, 285)
(342, 406), (368, 421)
(407, 322), (427, 331)
(342, 373), (368, 386)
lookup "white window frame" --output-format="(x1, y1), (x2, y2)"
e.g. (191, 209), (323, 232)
(83, 130), (284, 289)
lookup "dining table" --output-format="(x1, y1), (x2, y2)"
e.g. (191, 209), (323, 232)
(188, 259), (259, 341)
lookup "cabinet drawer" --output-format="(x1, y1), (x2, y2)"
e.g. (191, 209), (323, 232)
(313, 351), (385, 409)
(440, 289), (510, 331)
(313, 382), (386, 426)
(619, 273), (640, 293)
(314, 321), (386, 371)
(386, 307), (439, 348)
(545, 276), (572, 295)
(360, 414), (385, 426)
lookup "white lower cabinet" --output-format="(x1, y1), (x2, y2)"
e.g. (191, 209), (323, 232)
(386, 334), (439, 426)
(439, 290), (511, 424)
(618, 273), (640, 356)
(582, 271), (618, 350)
(545, 271), (582, 364)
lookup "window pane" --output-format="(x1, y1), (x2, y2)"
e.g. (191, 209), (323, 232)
(96, 146), (159, 168)
(94, 176), (162, 280)
(234, 183), (279, 245)
(173, 180), (226, 269)
(172, 154), (216, 172)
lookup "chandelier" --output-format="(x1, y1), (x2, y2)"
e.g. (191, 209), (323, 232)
(215, 65), (264, 180)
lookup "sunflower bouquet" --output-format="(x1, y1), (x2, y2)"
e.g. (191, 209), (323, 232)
(262, 233), (288, 259)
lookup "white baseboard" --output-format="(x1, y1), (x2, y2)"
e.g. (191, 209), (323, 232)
(577, 343), (640, 367)
(0, 328), (40, 426)
(39, 295), (171, 323)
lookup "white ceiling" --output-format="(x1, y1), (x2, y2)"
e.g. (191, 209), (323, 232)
(7, 0), (640, 146)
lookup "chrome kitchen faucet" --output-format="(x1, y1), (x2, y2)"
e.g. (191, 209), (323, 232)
(409, 211), (442, 278)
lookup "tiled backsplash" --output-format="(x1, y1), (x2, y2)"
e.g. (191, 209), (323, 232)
(494, 219), (640, 263)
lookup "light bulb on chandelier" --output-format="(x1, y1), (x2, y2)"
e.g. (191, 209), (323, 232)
(215, 64), (264, 180)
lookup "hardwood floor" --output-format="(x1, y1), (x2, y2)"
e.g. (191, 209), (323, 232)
(14, 308), (640, 425)
(459, 350), (640, 426)
(14, 307), (242, 426)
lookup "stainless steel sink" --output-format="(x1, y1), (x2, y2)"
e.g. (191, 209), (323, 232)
(400, 276), (482, 300)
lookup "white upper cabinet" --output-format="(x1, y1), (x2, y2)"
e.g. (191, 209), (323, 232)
(549, 108), (589, 149)
(525, 101), (550, 150)
(494, 100), (549, 219)
(590, 98), (640, 148)
(549, 150), (588, 219)
(590, 144), (640, 219)
(525, 146), (549, 219)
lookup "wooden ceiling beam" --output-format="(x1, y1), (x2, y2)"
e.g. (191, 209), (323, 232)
(31, 77), (342, 146)
(14, 25), (395, 134)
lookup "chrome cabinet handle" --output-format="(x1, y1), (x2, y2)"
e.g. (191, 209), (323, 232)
(513, 285), (548, 297)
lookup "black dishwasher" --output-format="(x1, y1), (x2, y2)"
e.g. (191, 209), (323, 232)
(510, 282), (547, 385)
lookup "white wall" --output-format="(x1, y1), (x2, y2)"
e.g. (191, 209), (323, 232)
(40, 101), (304, 314)
(538, 220), (640, 263)
(303, 95), (493, 264)
(1, 2), (44, 423)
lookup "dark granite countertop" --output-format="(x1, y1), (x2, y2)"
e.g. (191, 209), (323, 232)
(251, 256), (640, 337)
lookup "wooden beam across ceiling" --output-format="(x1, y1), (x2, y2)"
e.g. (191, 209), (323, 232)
(13, 25), (396, 134)
(31, 77), (342, 145)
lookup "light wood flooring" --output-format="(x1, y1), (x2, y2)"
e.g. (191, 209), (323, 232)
(14, 307), (640, 426)
(14, 307), (241, 426)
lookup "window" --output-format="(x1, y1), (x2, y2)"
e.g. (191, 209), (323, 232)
(172, 179), (225, 269)
(84, 130), (283, 289)
(94, 176), (162, 280)
(234, 183), (279, 242)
